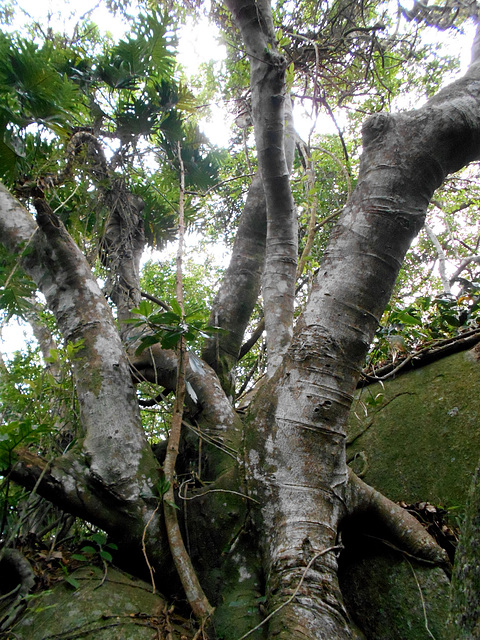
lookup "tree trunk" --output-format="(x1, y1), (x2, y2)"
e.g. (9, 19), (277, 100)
(226, 0), (298, 377)
(225, 4), (480, 637)
(3, 6), (480, 640)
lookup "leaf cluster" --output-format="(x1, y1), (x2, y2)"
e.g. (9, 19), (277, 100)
(0, 340), (82, 472)
(126, 299), (224, 354)
(0, 6), (222, 259)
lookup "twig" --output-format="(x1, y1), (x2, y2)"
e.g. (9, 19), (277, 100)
(182, 420), (238, 459)
(141, 291), (170, 311)
(186, 173), (255, 197)
(323, 97), (350, 166)
(311, 144), (352, 197)
(286, 32), (321, 110)
(449, 254), (480, 286)
(367, 352), (415, 381)
(361, 327), (480, 384)
(177, 488), (260, 504)
(53, 181), (81, 214)
(239, 318), (265, 360)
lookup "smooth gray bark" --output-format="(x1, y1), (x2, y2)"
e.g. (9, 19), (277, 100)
(0, 186), (168, 567)
(226, 0), (298, 376)
(203, 95), (296, 394)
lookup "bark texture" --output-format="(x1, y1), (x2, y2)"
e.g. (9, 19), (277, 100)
(203, 103), (296, 394)
(226, 0), (298, 377)
(0, 186), (170, 573)
(100, 183), (146, 337)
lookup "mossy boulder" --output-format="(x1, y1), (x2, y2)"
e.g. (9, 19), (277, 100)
(340, 539), (450, 640)
(347, 349), (480, 510)
(11, 566), (193, 640)
(341, 348), (480, 639)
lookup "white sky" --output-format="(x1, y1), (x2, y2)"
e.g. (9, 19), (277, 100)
(5, 0), (130, 39)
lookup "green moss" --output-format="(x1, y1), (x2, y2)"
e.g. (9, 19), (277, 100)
(340, 542), (450, 639)
(11, 567), (188, 640)
(87, 366), (104, 396)
(347, 350), (480, 509)
(210, 534), (265, 640)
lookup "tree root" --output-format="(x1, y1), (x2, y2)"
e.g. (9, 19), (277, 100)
(344, 469), (450, 568)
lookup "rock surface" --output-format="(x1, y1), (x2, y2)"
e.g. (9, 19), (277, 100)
(10, 566), (193, 640)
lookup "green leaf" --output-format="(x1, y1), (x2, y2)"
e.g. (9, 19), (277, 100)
(155, 477), (171, 496)
(184, 307), (205, 321)
(396, 311), (422, 326)
(99, 550), (113, 563)
(160, 330), (183, 349)
(286, 61), (295, 88)
(65, 576), (80, 589)
(201, 325), (228, 335)
(71, 554), (88, 562)
(80, 545), (96, 554)
(169, 298), (182, 317)
(135, 334), (161, 355)
(149, 311), (180, 325)
(91, 532), (107, 546)
(132, 300), (155, 317)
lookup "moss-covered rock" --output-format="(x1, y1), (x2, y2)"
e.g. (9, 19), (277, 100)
(11, 566), (194, 640)
(348, 349), (480, 510)
(341, 349), (480, 639)
(340, 537), (450, 640)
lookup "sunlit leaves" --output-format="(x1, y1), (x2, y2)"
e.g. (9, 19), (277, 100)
(0, 35), (82, 127)
(369, 290), (480, 367)
(141, 256), (222, 322)
(0, 3), (221, 268)
(0, 34), (85, 182)
(97, 10), (175, 89)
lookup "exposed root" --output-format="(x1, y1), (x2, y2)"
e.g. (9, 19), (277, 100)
(344, 469), (450, 568)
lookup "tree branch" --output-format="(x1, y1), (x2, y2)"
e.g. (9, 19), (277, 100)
(0, 184), (162, 549)
(202, 174), (266, 396)
(226, 0), (298, 376)
(424, 223), (451, 293)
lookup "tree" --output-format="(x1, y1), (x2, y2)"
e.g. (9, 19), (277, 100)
(1, 0), (480, 638)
